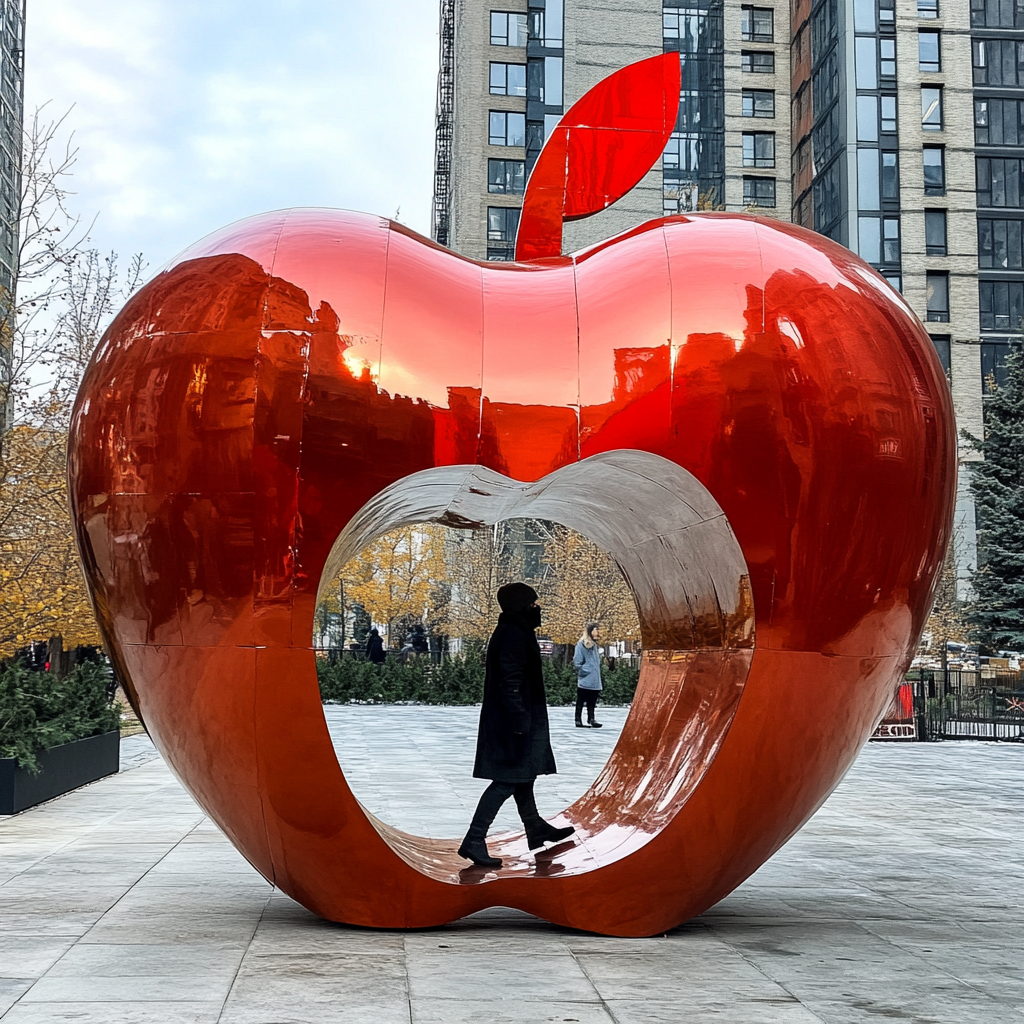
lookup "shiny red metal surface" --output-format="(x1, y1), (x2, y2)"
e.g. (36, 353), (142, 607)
(515, 53), (680, 260)
(69, 209), (955, 936)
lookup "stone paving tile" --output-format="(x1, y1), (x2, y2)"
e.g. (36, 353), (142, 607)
(218, 952), (410, 1024)
(0, 981), (32, 1018)
(410, 999), (615, 1023)
(0, 936), (75, 978)
(0, 1001), (224, 1023)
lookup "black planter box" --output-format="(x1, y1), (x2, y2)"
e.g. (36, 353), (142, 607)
(0, 731), (120, 814)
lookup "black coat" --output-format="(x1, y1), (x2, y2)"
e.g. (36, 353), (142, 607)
(366, 634), (385, 664)
(473, 610), (557, 782)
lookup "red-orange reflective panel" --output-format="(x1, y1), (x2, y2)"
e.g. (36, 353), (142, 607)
(69, 209), (955, 937)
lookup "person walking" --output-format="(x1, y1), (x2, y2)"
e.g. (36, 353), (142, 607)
(573, 622), (603, 728)
(458, 582), (576, 869)
(365, 628), (386, 665)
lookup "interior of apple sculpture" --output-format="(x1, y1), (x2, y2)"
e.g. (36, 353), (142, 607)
(314, 450), (754, 880)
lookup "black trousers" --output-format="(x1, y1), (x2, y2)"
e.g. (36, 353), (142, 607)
(466, 780), (538, 838)
(575, 687), (599, 719)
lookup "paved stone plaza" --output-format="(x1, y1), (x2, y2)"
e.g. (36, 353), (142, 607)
(1, 705), (1021, 1023)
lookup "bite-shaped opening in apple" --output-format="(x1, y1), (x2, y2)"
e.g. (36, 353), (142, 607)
(316, 449), (755, 881)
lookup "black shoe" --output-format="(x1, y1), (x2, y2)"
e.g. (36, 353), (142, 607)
(575, 718), (589, 728)
(524, 818), (576, 850)
(458, 837), (502, 868)
(588, 719), (603, 728)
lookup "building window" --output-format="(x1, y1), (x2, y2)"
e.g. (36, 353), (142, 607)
(881, 95), (898, 134)
(743, 176), (776, 207)
(882, 151), (899, 201)
(855, 37), (877, 90)
(973, 39), (1024, 87)
(882, 272), (902, 293)
(857, 95), (879, 142)
(981, 341), (1021, 391)
(489, 111), (526, 147)
(979, 280), (1024, 331)
(489, 62), (526, 96)
(858, 149), (880, 210)
(880, 38), (896, 79)
(742, 132), (775, 167)
(880, 0), (896, 23)
(923, 148), (945, 196)
(883, 216), (901, 263)
(925, 209), (948, 255)
(487, 159), (525, 194)
(971, 0), (1024, 29)
(919, 0), (939, 16)
(859, 217), (881, 263)
(926, 271), (950, 322)
(975, 97), (1024, 146)
(978, 217), (1024, 269)
(976, 157), (1024, 207)
(930, 334), (951, 377)
(529, 3), (563, 47)
(919, 31), (941, 73)
(742, 50), (775, 73)
(490, 12), (528, 47)
(922, 87), (943, 131)
(742, 89), (775, 117)
(486, 206), (521, 260)
(741, 6), (774, 42)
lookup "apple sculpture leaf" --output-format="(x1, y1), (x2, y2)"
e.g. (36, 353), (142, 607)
(516, 52), (681, 260)
(68, 52), (955, 937)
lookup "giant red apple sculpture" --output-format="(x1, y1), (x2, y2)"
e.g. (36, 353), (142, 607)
(68, 56), (955, 936)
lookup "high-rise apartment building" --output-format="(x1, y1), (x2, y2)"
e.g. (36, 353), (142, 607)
(432, 0), (1016, 587)
(0, 0), (24, 434)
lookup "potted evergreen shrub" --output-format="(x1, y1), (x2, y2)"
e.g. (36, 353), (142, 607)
(0, 659), (121, 814)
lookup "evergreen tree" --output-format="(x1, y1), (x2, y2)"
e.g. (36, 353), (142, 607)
(965, 347), (1024, 652)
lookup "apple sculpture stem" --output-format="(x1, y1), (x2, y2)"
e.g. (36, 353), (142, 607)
(67, 58), (955, 936)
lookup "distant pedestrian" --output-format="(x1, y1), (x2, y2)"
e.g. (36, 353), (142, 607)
(458, 582), (576, 869)
(365, 628), (386, 665)
(573, 622), (603, 728)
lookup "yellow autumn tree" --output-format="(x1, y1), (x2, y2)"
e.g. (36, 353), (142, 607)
(0, 423), (103, 658)
(338, 525), (448, 645)
(539, 525), (640, 645)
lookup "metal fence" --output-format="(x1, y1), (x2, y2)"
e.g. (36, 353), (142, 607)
(874, 670), (1024, 742)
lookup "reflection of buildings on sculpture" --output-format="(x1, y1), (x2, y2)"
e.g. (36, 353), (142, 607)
(0, 1), (24, 433)
(433, 0), (1020, 596)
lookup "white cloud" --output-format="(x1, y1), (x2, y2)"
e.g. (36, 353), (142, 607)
(24, 0), (438, 275)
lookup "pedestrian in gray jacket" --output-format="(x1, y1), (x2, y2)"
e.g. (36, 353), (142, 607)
(573, 622), (603, 728)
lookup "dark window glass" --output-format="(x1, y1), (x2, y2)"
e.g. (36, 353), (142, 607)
(814, 158), (843, 232)
(978, 217), (1024, 268)
(489, 62), (526, 96)
(919, 0), (939, 15)
(813, 103), (842, 165)
(880, 38), (896, 78)
(925, 209), (948, 255)
(930, 335), (951, 377)
(981, 341), (1021, 391)
(742, 89), (775, 117)
(971, 0), (1024, 28)
(976, 157), (1024, 207)
(742, 50), (775, 73)
(882, 151), (899, 201)
(883, 216), (901, 263)
(973, 39), (1024, 87)
(743, 176), (776, 207)
(919, 31), (941, 72)
(811, 0), (838, 61)
(926, 272), (950, 321)
(741, 6), (773, 41)
(487, 158), (526, 194)
(974, 97), (1024, 146)
(488, 111), (526, 147)
(979, 280), (1024, 331)
(487, 206), (521, 242)
(742, 132), (775, 167)
(881, 94), (898, 134)
(490, 12), (528, 46)
(922, 87), (943, 131)
(813, 46), (839, 111)
(923, 147), (945, 195)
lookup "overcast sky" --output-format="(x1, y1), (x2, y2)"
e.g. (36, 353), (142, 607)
(24, 0), (439, 278)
